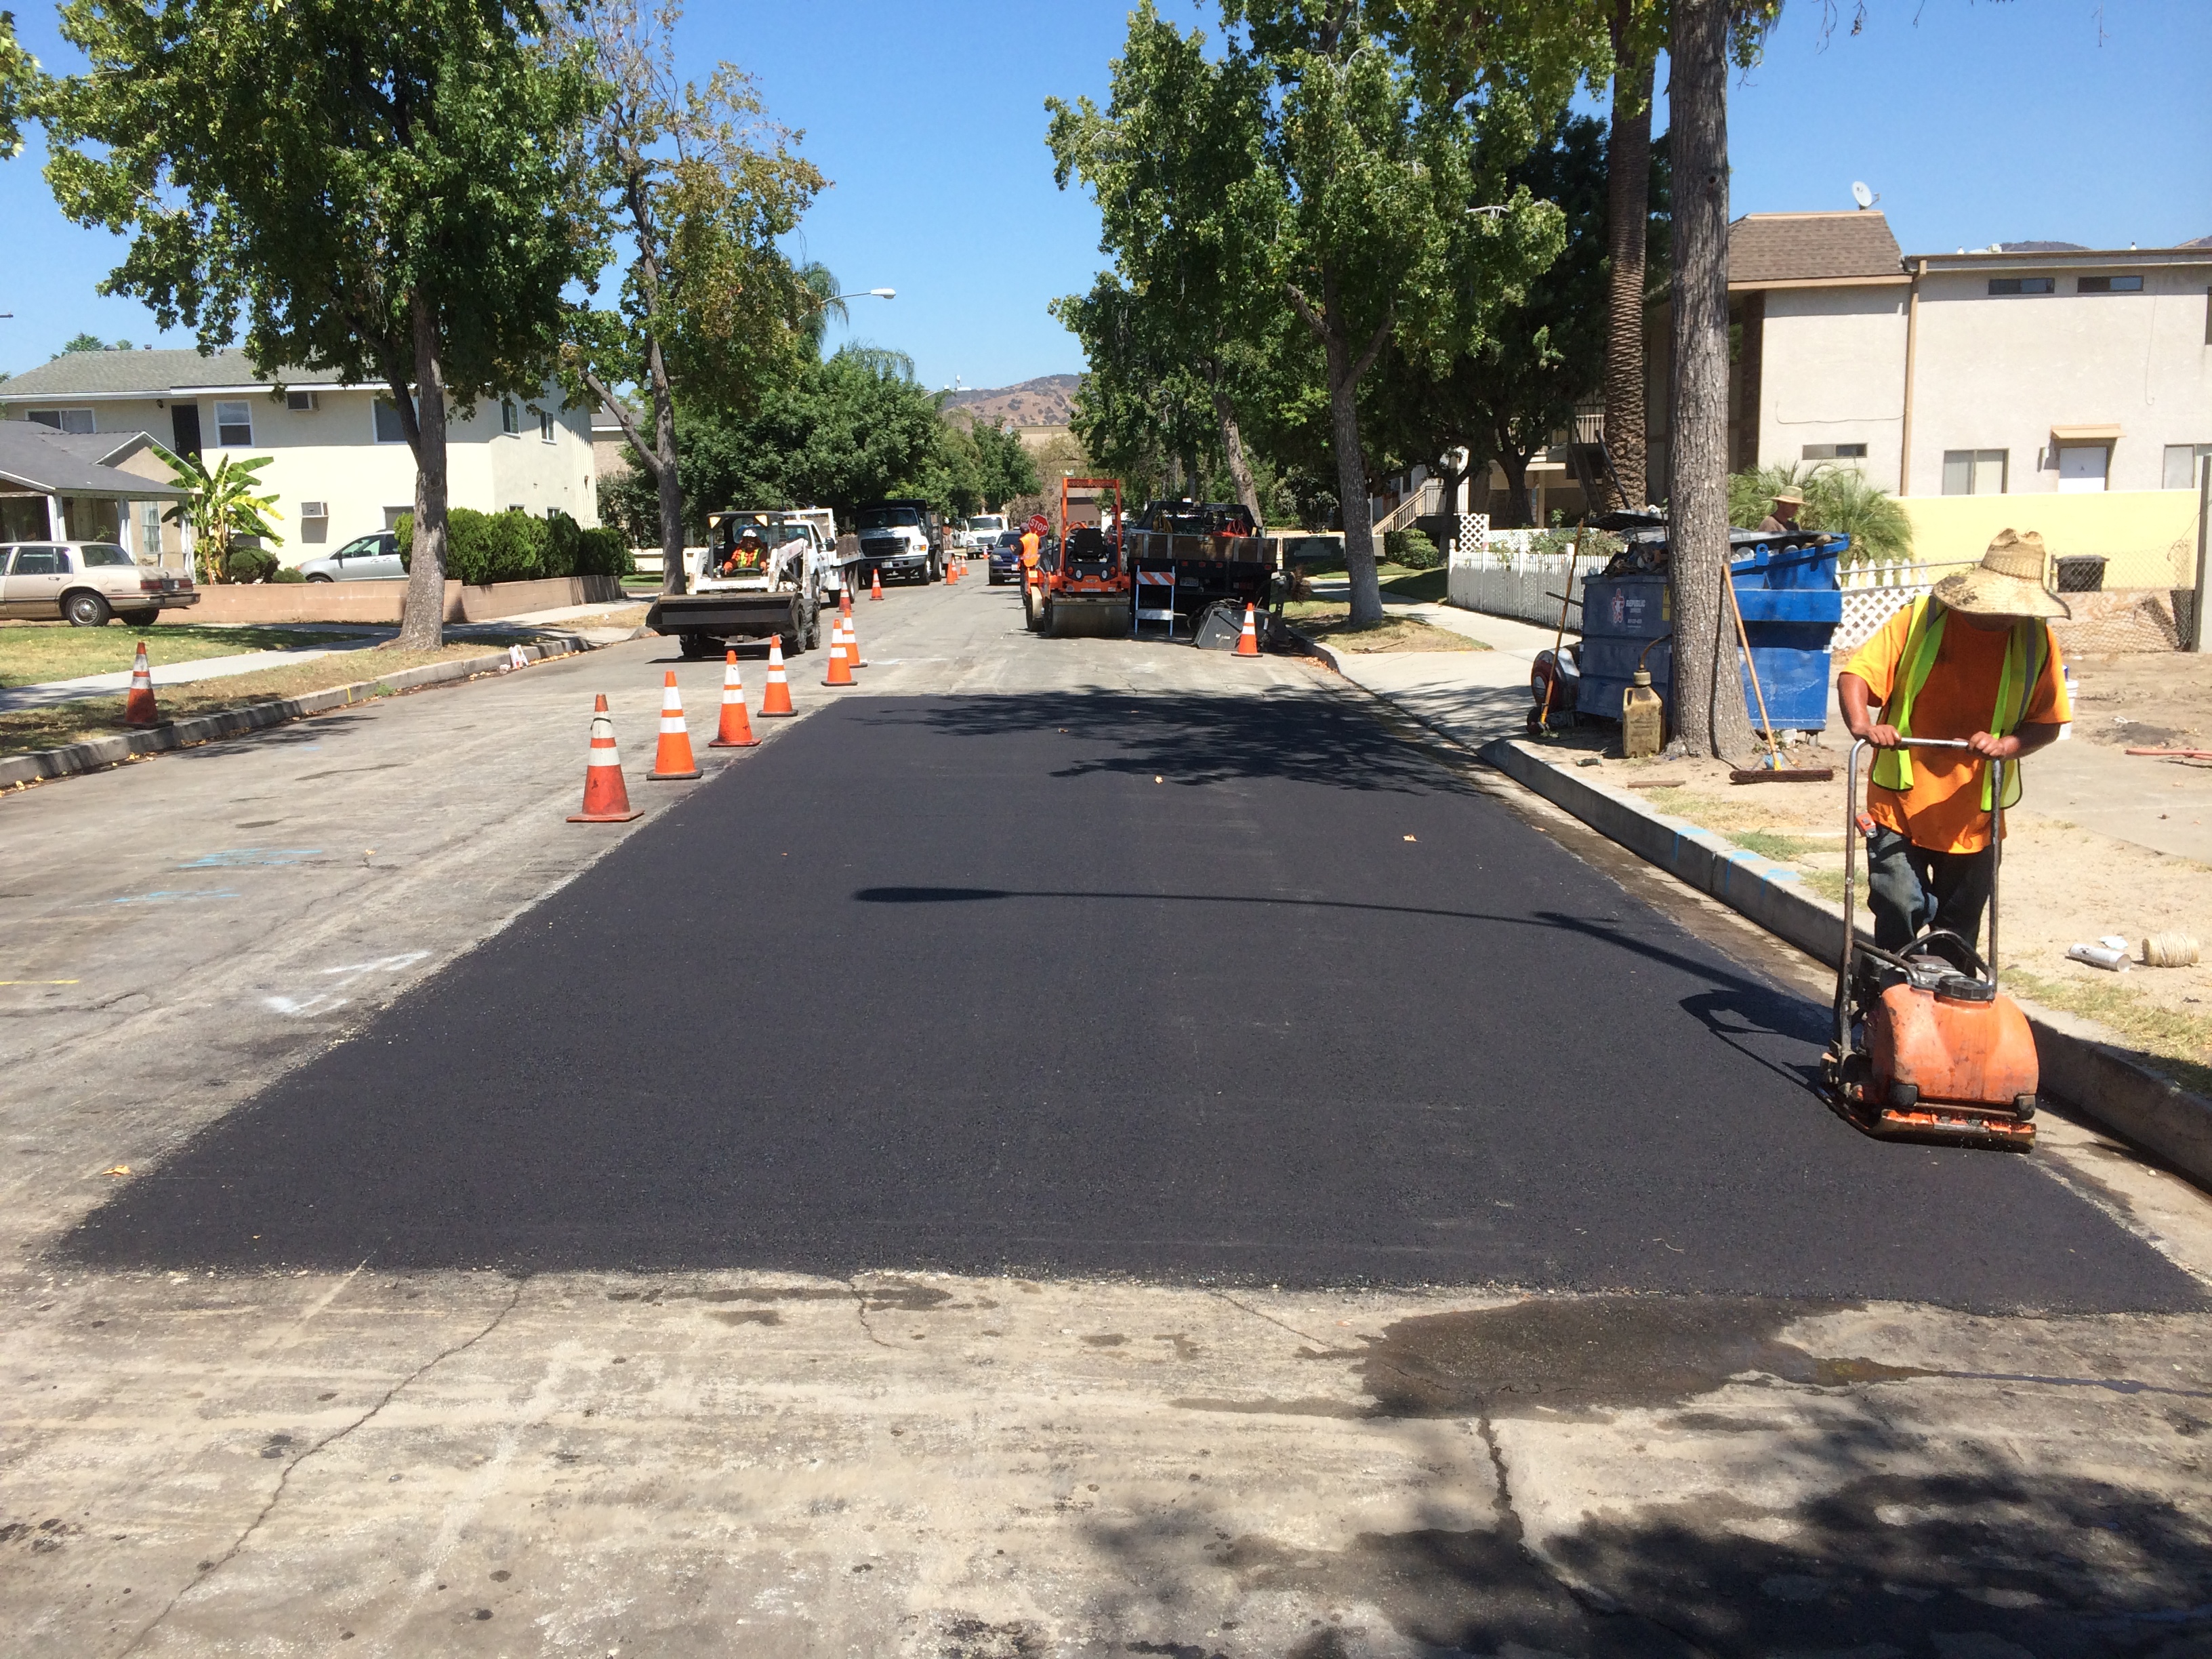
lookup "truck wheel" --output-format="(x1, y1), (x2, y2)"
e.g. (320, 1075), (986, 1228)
(678, 634), (711, 659)
(795, 589), (821, 652)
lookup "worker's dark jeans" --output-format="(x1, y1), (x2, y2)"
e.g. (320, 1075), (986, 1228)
(1866, 825), (1995, 955)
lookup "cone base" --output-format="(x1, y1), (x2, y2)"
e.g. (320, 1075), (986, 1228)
(822, 677), (855, 688)
(708, 735), (760, 749)
(568, 809), (644, 823)
(647, 769), (703, 781)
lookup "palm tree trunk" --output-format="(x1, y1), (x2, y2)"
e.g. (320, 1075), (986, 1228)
(1602, 5), (1655, 510)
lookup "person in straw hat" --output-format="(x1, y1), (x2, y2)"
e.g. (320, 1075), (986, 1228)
(1757, 488), (1805, 535)
(1838, 529), (2072, 952)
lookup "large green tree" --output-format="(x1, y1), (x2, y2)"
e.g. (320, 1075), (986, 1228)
(558, 0), (824, 595)
(45, 0), (596, 649)
(1048, 6), (1274, 525)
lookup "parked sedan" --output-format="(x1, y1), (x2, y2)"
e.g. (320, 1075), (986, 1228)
(295, 530), (403, 581)
(986, 531), (1025, 585)
(0, 541), (197, 626)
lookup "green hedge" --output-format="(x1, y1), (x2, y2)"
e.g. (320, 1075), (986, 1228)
(1382, 527), (1441, 571)
(396, 508), (632, 585)
(224, 546), (304, 583)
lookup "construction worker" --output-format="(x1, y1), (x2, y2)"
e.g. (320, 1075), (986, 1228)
(719, 528), (764, 576)
(1838, 529), (2072, 953)
(1757, 489), (1805, 535)
(1018, 520), (1042, 577)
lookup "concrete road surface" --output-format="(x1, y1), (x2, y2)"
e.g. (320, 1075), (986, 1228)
(3, 572), (2210, 1658)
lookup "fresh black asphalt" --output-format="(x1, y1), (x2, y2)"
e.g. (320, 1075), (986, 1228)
(68, 685), (2205, 1311)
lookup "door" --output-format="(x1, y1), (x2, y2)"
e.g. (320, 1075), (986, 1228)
(2, 546), (72, 618)
(2057, 445), (2109, 494)
(171, 405), (203, 462)
(355, 531), (403, 578)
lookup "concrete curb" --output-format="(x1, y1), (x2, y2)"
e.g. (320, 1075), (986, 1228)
(1481, 735), (2212, 1190)
(1, 636), (595, 790)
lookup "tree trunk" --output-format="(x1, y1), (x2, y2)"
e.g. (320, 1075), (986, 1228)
(1496, 443), (1535, 529)
(1602, 7), (1655, 510)
(1326, 346), (1382, 625)
(394, 295), (450, 651)
(647, 336), (686, 596)
(1666, 0), (1755, 761)
(1211, 388), (1263, 528)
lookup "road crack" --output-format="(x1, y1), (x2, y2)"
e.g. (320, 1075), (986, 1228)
(847, 1277), (897, 1348)
(119, 1273), (530, 1656)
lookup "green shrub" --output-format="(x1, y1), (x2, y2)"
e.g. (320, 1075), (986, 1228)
(398, 508), (631, 583)
(272, 564), (306, 583)
(1383, 527), (1441, 570)
(224, 545), (279, 583)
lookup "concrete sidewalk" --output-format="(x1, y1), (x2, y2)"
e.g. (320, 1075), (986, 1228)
(1303, 599), (1572, 746)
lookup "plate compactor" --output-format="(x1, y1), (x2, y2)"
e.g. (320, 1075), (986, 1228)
(1822, 737), (2039, 1149)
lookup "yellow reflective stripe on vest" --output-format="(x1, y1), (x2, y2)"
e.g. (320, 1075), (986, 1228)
(1866, 597), (2044, 811)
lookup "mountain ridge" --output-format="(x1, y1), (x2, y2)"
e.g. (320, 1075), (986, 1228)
(943, 373), (1078, 428)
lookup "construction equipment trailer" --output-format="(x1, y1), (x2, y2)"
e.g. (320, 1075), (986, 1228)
(1118, 499), (1280, 642)
(645, 508), (854, 657)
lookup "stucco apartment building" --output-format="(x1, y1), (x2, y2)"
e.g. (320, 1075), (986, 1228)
(0, 348), (598, 565)
(1728, 211), (2212, 583)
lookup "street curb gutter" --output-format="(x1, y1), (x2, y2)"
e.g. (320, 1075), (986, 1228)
(1480, 735), (2212, 1191)
(0, 636), (594, 790)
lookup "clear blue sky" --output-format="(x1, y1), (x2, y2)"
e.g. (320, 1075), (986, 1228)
(0, 1), (2203, 392)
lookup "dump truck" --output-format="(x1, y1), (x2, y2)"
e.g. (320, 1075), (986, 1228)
(1028, 476), (1131, 638)
(851, 499), (943, 586)
(645, 508), (851, 657)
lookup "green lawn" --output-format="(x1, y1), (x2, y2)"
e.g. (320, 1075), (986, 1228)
(0, 620), (373, 689)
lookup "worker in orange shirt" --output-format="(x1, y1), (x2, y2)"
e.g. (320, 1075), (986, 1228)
(1018, 522), (1042, 577)
(1838, 530), (2072, 953)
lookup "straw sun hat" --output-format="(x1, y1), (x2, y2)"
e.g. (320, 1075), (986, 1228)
(1770, 488), (1806, 507)
(1931, 529), (2070, 620)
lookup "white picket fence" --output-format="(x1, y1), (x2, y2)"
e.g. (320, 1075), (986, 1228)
(1834, 557), (1980, 652)
(1445, 514), (1610, 630)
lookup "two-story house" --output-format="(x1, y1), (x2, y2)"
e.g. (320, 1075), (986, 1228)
(1727, 211), (2212, 584)
(0, 348), (599, 565)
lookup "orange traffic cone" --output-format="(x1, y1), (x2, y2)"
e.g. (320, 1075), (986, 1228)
(1235, 602), (1261, 658)
(568, 695), (643, 823)
(869, 568), (884, 602)
(948, 557), (960, 583)
(759, 634), (796, 716)
(845, 609), (866, 668)
(123, 640), (161, 727)
(823, 621), (855, 687)
(647, 670), (702, 779)
(840, 589), (854, 619)
(709, 650), (758, 748)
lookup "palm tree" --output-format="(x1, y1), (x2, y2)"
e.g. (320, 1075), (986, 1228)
(1725, 460), (1912, 565)
(796, 261), (847, 358)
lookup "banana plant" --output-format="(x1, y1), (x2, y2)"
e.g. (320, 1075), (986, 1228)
(161, 450), (283, 583)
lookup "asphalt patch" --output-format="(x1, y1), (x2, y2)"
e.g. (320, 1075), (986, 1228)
(59, 691), (2208, 1312)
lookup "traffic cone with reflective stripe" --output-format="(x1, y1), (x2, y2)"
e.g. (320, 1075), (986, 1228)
(869, 568), (884, 602)
(1235, 602), (1261, 658)
(568, 695), (642, 823)
(123, 640), (161, 727)
(844, 607), (866, 668)
(709, 650), (758, 748)
(647, 670), (702, 779)
(822, 621), (855, 687)
(759, 634), (796, 716)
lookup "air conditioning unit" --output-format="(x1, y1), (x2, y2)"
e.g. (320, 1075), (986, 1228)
(286, 390), (319, 412)
(298, 500), (329, 519)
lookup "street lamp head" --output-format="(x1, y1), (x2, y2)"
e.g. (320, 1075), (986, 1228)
(869, 288), (896, 299)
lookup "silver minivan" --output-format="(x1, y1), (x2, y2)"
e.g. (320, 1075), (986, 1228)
(296, 531), (403, 581)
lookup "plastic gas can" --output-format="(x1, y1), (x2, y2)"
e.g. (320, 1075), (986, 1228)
(1622, 668), (1664, 758)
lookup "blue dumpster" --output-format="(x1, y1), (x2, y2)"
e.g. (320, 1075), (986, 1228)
(1575, 533), (1845, 732)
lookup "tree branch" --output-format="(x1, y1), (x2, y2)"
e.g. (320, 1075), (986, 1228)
(1284, 281), (1328, 341)
(577, 363), (659, 479)
(1349, 307), (1394, 385)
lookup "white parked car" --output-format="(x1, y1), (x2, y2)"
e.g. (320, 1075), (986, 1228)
(959, 514), (1006, 554)
(295, 531), (404, 581)
(1, 541), (197, 626)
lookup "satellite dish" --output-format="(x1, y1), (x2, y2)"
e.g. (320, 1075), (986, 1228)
(1851, 181), (1875, 209)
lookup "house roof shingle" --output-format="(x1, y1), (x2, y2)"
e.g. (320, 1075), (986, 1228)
(0, 422), (185, 497)
(1729, 211), (1904, 288)
(0, 348), (349, 399)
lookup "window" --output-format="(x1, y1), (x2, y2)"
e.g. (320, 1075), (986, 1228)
(27, 409), (96, 434)
(7, 547), (64, 575)
(1987, 277), (2055, 296)
(537, 409), (555, 443)
(139, 500), (163, 558)
(213, 400), (253, 446)
(2057, 445), (2109, 493)
(501, 398), (520, 436)
(1801, 443), (1868, 461)
(2164, 445), (2212, 491)
(381, 504), (411, 531)
(1942, 449), (2008, 495)
(373, 398), (412, 444)
(2078, 275), (2143, 294)
(285, 388), (319, 412)
(80, 544), (135, 567)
